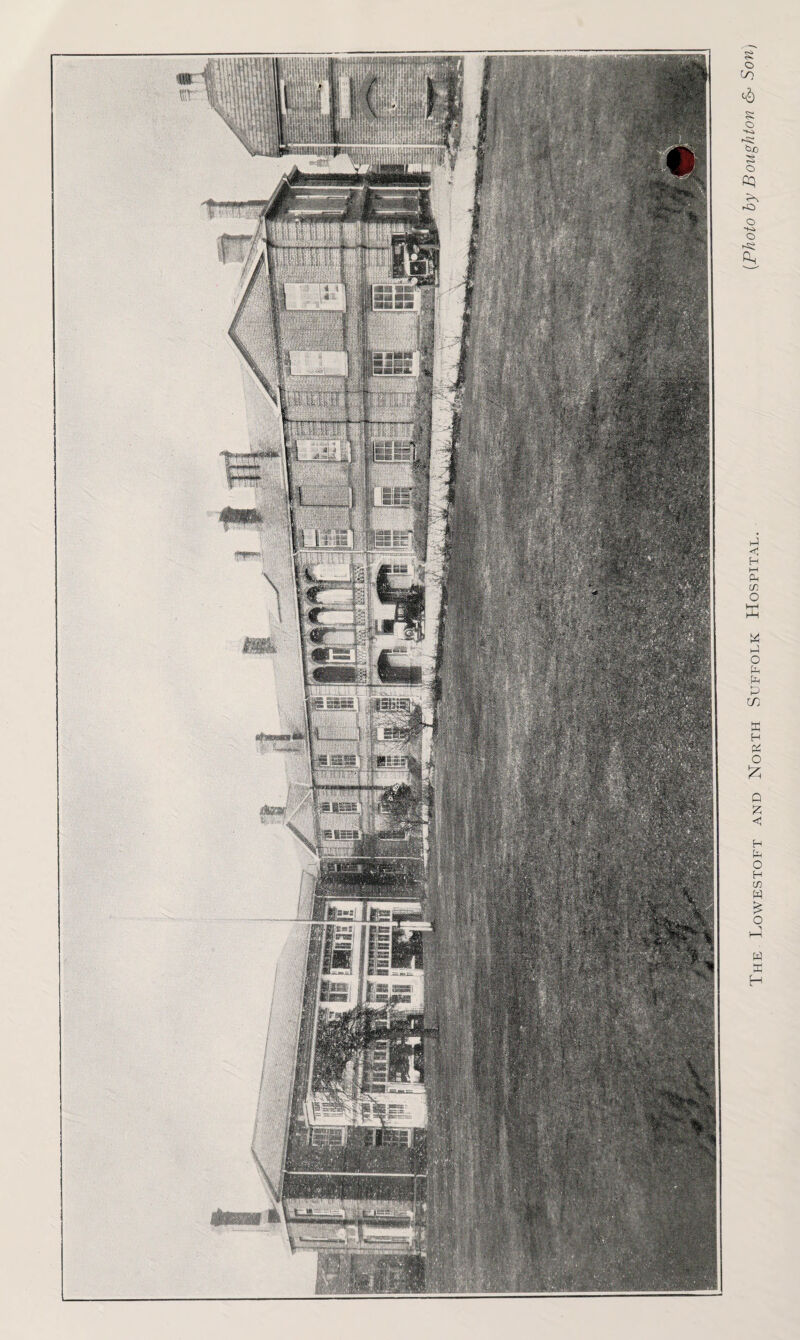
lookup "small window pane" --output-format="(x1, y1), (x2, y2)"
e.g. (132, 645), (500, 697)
(372, 440), (414, 462)
(317, 529), (353, 549)
(372, 284), (417, 311)
(376, 486), (412, 507)
(297, 438), (348, 462)
(320, 981), (350, 1003)
(309, 1126), (346, 1147)
(372, 530), (411, 550)
(290, 350), (348, 376)
(371, 352), (415, 377)
(285, 282), (345, 311)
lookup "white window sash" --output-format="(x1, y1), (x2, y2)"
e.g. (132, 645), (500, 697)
(371, 284), (420, 313)
(290, 350), (348, 376)
(372, 439), (415, 462)
(309, 1126), (346, 1147)
(372, 352), (418, 377)
(374, 697), (411, 712)
(373, 530), (412, 550)
(373, 487), (411, 507)
(285, 282), (345, 312)
(376, 725), (406, 741)
(303, 529), (354, 550)
(296, 438), (351, 462)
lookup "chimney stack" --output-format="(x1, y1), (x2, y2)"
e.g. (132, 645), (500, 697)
(204, 200), (268, 220)
(242, 637), (275, 656)
(222, 451), (275, 489)
(176, 72), (208, 103)
(260, 805), (285, 826)
(210, 1209), (280, 1230)
(217, 235), (253, 265)
(256, 732), (304, 754)
(218, 507), (262, 530)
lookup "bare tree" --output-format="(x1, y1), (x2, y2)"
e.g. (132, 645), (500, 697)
(312, 1000), (426, 1126)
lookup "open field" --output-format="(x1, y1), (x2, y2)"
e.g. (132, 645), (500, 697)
(426, 54), (716, 1294)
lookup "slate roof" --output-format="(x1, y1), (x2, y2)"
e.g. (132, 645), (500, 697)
(204, 57), (281, 157)
(251, 868), (316, 1220)
(228, 252), (281, 407)
(283, 783), (317, 856)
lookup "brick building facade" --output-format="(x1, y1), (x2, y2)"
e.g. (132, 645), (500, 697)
(212, 878), (427, 1280)
(208, 165), (439, 1290)
(177, 55), (461, 166)
(316, 1249), (426, 1294)
(216, 168), (438, 873)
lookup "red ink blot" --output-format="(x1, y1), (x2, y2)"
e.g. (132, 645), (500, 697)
(666, 146), (695, 177)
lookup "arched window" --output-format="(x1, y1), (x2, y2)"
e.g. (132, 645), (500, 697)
(377, 649), (421, 685)
(312, 665), (358, 684)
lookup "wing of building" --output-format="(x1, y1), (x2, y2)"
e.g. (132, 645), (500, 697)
(178, 56), (462, 168)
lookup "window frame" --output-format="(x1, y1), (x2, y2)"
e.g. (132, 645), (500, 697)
(284, 282), (346, 312)
(302, 528), (354, 550)
(372, 529), (412, 550)
(289, 350), (349, 377)
(370, 351), (419, 377)
(374, 696), (411, 713)
(296, 438), (351, 462)
(372, 439), (415, 463)
(374, 486), (412, 508)
(371, 283), (420, 312)
(309, 1125), (347, 1147)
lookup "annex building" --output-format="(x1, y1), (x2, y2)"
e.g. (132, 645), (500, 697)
(211, 878), (428, 1271)
(208, 164), (441, 1289)
(177, 55), (461, 167)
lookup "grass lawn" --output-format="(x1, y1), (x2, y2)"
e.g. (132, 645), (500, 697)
(426, 53), (716, 1294)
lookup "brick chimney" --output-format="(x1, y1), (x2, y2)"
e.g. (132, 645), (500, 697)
(222, 451), (276, 490)
(176, 72), (208, 103)
(256, 732), (304, 753)
(242, 637), (275, 656)
(217, 234), (252, 265)
(260, 805), (285, 825)
(204, 200), (268, 220)
(218, 507), (262, 530)
(210, 1209), (280, 1230)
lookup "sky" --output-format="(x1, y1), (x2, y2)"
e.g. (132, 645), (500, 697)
(54, 55), (319, 1299)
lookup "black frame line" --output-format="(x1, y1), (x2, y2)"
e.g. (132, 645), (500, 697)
(52, 46), (720, 1305)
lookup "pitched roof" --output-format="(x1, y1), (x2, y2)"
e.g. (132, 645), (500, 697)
(228, 252), (281, 407)
(204, 57), (281, 157)
(251, 868), (316, 1219)
(283, 783), (317, 857)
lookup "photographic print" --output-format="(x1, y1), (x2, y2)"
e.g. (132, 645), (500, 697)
(54, 50), (717, 1299)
